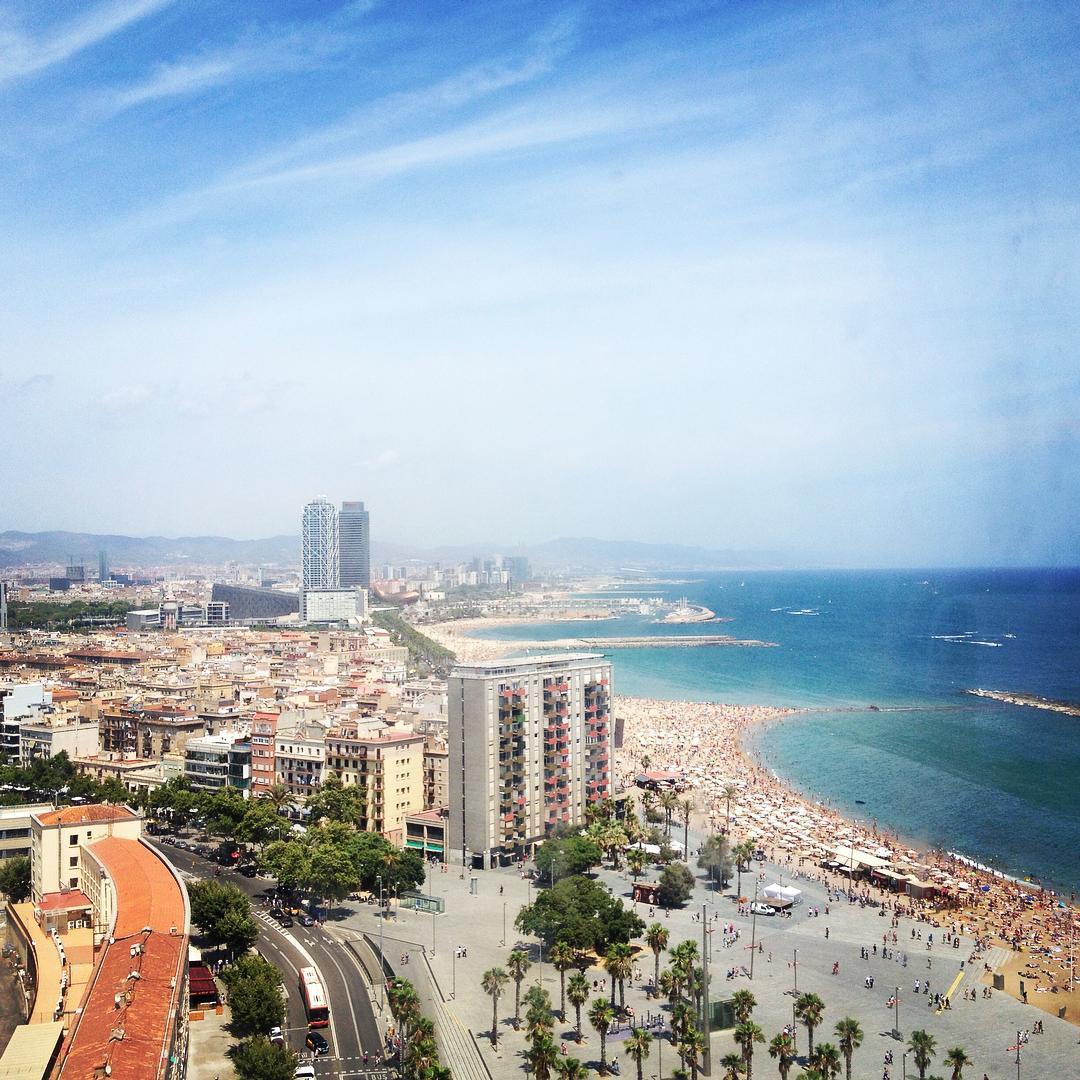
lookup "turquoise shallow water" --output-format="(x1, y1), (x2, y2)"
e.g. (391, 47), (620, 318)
(471, 569), (1080, 891)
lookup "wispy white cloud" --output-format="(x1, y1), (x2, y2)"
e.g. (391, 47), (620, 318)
(92, 19), (361, 118)
(0, 0), (175, 84)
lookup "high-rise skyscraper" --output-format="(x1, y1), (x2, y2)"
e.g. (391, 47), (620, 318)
(301, 497), (338, 620)
(98, 550), (109, 583)
(339, 501), (371, 590)
(448, 652), (613, 870)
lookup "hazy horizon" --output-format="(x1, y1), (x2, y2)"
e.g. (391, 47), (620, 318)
(2, 2), (1077, 567)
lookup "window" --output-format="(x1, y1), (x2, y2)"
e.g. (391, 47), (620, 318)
(69, 834), (78, 846)
(70, 856), (78, 868)
(69, 877), (78, 888)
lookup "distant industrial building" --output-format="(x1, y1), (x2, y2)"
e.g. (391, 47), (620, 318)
(339, 500), (371, 590)
(210, 583), (299, 623)
(126, 600), (231, 631)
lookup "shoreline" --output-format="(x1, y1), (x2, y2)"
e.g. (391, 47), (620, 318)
(613, 695), (1080, 1024)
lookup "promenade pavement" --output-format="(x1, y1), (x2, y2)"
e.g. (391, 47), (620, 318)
(331, 843), (1079, 1080)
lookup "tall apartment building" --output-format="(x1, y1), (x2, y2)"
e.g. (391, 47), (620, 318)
(301, 497), (339, 621)
(448, 653), (613, 870)
(275, 715), (327, 798)
(250, 711), (278, 796)
(339, 501), (371, 590)
(324, 727), (425, 844)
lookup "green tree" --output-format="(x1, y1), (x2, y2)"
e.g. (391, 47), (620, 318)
(680, 1026), (705, 1080)
(507, 949), (531, 1026)
(524, 984), (554, 1041)
(907, 1030), (937, 1080)
(603, 942), (633, 1009)
(550, 941), (576, 1019)
(238, 798), (287, 846)
(810, 1042), (841, 1079)
(481, 967), (508, 1048)
(834, 1017), (863, 1080)
(730, 989), (756, 1024)
(645, 922), (669, 995)
(624, 1027), (653, 1080)
(795, 993), (825, 1059)
(557, 1056), (589, 1080)
(734, 1020), (765, 1080)
(0, 855), (31, 902)
(217, 906), (259, 958)
(221, 955), (285, 1036)
(732, 840), (756, 899)
(680, 797), (693, 860)
(230, 1036), (297, 1080)
(535, 835), (603, 881)
(204, 787), (248, 836)
(307, 771), (365, 826)
(588, 997), (615, 1072)
(767, 1032), (796, 1080)
(187, 879), (251, 948)
(309, 842), (361, 911)
(259, 838), (312, 893)
(657, 862), (696, 908)
(516, 875), (644, 952)
(567, 972), (590, 1042)
(525, 1033), (560, 1080)
(944, 1046), (972, 1079)
(697, 834), (732, 889)
(718, 1052), (745, 1080)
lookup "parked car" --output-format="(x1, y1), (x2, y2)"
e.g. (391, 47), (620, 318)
(239, 864), (258, 877)
(294, 1067), (316, 1079)
(749, 902), (775, 916)
(268, 1026), (284, 1045)
(305, 1029), (329, 1055)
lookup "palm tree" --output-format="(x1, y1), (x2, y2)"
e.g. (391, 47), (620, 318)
(730, 989), (757, 1024)
(628, 847), (647, 880)
(767, 1032), (796, 1080)
(680, 797), (694, 860)
(833, 1018), (863, 1080)
(679, 1026), (705, 1080)
(507, 948), (531, 1026)
(734, 1021), (765, 1080)
(795, 993), (825, 1059)
(718, 1051), (746, 1079)
(526, 1033), (560, 1080)
(624, 1027), (653, 1080)
(641, 754), (652, 772)
(944, 1047), (972, 1079)
(524, 984), (554, 1041)
(482, 967), (508, 1048)
(733, 840), (756, 899)
(659, 790), (679, 836)
(550, 941), (575, 1020)
(645, 923), (669, 994)
(604, 942), (634, 1010)
(557, 1057), (589, 1080)
(722, 783), (738, 831)
(640, 790), (655, 826)
(567, 973), (589, 1042)
(588, 998), (616, 1072)
(810, 1042), (841, 1079)
(907, 1030), (937, 1079)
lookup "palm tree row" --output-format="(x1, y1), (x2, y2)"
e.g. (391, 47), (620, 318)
(386, 976), (449, 1080)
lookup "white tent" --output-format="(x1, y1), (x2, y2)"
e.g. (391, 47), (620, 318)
(762, 883), (802, 904)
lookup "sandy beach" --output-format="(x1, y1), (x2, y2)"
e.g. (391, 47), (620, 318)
(613, 695), (1080, 1024)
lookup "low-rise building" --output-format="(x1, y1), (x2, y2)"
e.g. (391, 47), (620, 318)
(19, 718), (99, 767)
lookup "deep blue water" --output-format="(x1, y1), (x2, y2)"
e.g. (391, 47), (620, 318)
(473, 569), (1080, 891)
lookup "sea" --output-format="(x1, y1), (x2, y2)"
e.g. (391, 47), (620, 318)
(469, 569), (1080, 894)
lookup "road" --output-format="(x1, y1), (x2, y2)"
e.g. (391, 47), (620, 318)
(152, 841), (386, 1079)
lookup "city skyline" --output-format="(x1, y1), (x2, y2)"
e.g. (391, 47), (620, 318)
(2, 2), (1078, 567)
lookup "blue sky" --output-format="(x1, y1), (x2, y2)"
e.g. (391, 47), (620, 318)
(1, 0), (1077, 566)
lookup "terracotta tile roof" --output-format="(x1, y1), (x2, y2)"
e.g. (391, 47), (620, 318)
(34, 804), (138, 828)
(38, 889), (92, 912)
(58, 838), (186, 1080)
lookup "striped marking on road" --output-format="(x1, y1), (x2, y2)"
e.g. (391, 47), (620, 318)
(935, 969), (966, 1014)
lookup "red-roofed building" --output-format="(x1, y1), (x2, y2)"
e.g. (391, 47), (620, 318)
(58, 837), (188, 1080)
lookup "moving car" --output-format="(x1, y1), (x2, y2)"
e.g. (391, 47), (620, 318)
(268, 1026), (284, 1045)
(305, 1029), (329, 1055)
(300, 914), (315, 927)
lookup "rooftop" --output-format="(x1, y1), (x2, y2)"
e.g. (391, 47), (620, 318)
(58, 838), (187, 1080)
(34, 804), (138, 828)
(451, 652), (608, 674)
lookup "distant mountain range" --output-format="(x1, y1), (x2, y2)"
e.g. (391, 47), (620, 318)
(0, 530), (785, 573)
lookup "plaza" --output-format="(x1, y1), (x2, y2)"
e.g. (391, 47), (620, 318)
(322, 833), (1079, 1080)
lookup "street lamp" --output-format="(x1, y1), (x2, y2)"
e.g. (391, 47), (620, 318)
(749, 880), (759, 980)
(893, 985), (900, 1040)
(902, 1050), (907, 1080)
(501, 901), (507, 947)
(452, 945), (457, 999)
